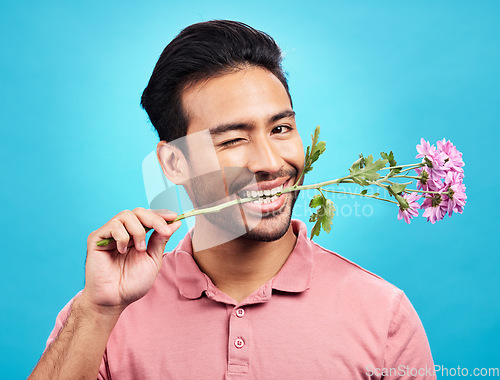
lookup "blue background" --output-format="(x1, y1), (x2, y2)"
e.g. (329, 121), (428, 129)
(1, 0), (498, 377)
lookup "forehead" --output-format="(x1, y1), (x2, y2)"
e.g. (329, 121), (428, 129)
(182, 67), (292, 135)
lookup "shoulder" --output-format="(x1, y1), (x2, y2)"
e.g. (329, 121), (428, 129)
(311, 240), (390, 281)
(295, 232), (434, 366)
(291, 219), (402, 302)
(307, 239), (404, 306)
(306, 241), (432, 350)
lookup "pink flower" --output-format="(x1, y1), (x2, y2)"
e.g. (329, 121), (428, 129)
(443, 171), (467, 216)
(415, 167), (443, 191)
(397, 192), (421, 224)
(416, 138), (447, 182)
(411, 137), (465, 223)
(416, 138), (437, 159)
(437, 139), (464, 173)
(421, 194), (448, 224)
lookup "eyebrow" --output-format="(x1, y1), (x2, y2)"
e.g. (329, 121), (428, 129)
(209, 110), (296, 136)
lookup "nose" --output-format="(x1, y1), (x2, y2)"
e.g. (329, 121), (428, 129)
(246, 136), (283, 175)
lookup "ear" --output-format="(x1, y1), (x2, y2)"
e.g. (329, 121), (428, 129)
(157, 141), (190, 185)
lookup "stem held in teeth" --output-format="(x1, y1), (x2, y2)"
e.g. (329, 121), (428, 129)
(96, 174), (346, 246)
(241, 184), (284, 200)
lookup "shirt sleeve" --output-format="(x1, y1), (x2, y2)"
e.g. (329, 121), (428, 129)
(383, 292), (436, 380)
(44, 293), (110, 380)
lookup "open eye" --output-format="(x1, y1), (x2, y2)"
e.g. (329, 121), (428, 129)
(271, 125), (292, 135)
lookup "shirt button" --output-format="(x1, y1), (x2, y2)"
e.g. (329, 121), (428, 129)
(235, 308), (245, 318)
(234, 338), (245, 349)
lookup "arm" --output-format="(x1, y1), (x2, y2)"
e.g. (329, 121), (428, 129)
(383, 292), (436, 380)
(29, 295), (120, 379)
(29, 208), (181, 379)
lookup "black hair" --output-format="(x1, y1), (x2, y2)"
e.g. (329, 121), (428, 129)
(141, 20), (291, 143)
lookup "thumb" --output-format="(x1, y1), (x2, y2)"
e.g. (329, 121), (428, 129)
(147, 220), (182, 262)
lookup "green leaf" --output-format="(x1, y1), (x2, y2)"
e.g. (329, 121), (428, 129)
(310, 219), (322, 239)
(303, 126), (326, 175)
(358, 153), (366, 169)
(309, 212), (318, 222)
(373, 192), (380, 197)
(320, 199), (335, 234)
(360, 189), (368, 195)
(309, 192), (335, 239)
(387, 185), (409, 209)
(349, 155), (365, 174)
(381, 151), (402, 176)
(309, 193), (324, 208)
(349, 154), (388, 184)
(380, 151), (397, 168)
(389, 183), (407, 195)
(304, 145), (311, 166)
(394, 193), (409, 210)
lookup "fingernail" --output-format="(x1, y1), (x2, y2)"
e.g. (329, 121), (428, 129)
(139, 240), (146, 250)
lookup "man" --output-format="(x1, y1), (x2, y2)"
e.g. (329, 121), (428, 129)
(30, 20), (435, 379)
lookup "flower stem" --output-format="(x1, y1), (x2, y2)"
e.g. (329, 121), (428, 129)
(380, 163), (423, 171)
(320, 189), (398, 204)
(96, 165), (421, 246)
(404, 188), (442, 195)
(392, 175), (421, 180)
(284, 175), (352, 193)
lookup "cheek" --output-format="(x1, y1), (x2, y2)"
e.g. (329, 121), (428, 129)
(279, 138), (305, 169)
(215, 150), (247, 169)
(187, 155), (221, 178)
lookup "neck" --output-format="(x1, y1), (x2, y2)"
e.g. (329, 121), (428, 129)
(191, 220), (297, 303)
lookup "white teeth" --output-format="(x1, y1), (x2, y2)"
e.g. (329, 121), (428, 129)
(271, 185), (283, 195)
(243, 184), (284, 202)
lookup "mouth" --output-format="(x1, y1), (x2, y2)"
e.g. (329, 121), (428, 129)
(235, 178), (293, 214)
(238, 183), (285, 204)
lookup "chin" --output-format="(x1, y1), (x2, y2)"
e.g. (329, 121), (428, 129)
(240, 196), (295, 242)
(242, 216), (292, 242)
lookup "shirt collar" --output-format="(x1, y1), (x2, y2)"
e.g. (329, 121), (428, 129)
(271, 219), (314, 293)
(170, 219), (315, 300)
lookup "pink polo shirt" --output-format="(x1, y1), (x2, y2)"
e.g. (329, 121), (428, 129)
(46, 220), (435, 379)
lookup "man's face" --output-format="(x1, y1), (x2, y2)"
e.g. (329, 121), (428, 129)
(181, 66), (304, 242)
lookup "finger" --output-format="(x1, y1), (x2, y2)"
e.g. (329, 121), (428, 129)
(133, 208), (179, 238)
(147, 220), (182, 262)
(152, 209), (178, 219)
(151, 209), (179, 224)
(88, 230), (116, 252)
(102, 218), (130, 254)
(119, 208), (177, 251)
(117, 209), (150, 252)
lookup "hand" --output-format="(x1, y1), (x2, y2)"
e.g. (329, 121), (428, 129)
(82, 207), (181, 315)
